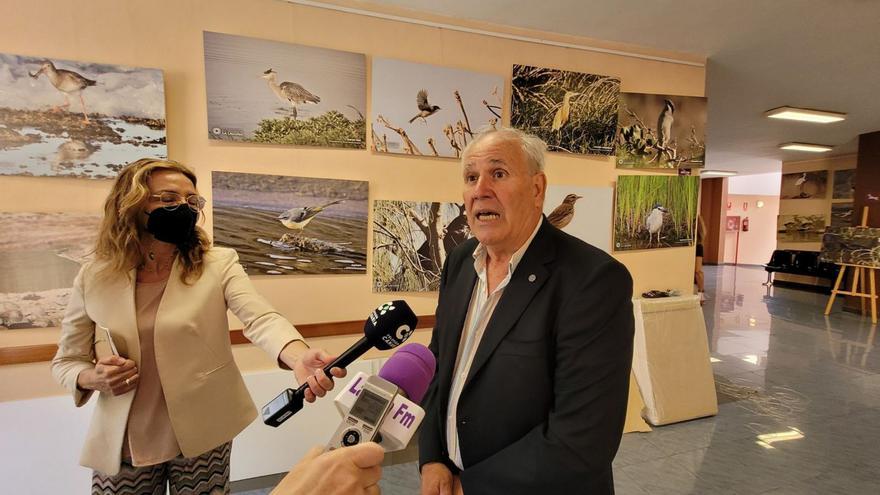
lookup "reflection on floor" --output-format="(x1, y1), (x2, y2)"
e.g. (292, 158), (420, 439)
(235, 264), (879, 494)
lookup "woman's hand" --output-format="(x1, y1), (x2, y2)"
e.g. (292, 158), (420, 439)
(294, 348), (347, 403)
(77, 356), (139, 396)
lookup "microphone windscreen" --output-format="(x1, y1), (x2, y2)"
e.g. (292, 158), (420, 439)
(377, 343), (436, 403)
(364, 300), (418, 350)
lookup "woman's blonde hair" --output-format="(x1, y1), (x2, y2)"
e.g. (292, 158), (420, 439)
(94, 158), (210, 283)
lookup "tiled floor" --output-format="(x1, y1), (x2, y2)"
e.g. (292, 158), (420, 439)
(236, 264), (879, 494)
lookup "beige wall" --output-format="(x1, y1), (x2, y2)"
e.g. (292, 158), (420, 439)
(723, 194), (780, 266)
(0, 0), (706, 401)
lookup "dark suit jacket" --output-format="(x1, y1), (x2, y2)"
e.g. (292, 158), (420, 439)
(419, 219), (634, 494)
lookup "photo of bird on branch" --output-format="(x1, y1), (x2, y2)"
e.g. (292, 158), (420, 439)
(371, 58), (503, 158)
(616, 93), (707, 169)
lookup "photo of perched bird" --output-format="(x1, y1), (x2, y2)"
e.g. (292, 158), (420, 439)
(261, 68), (320, 119)
(547, 193), (583, 229)
(277, 199), (343, 230)
(657, 98), (675, 148)
(551, 91), (578, 132)
(795, 172), (810, 197)
(408, 89), (441, 124)
(29, 60), (96, 123)
(646, 204), (668, 246)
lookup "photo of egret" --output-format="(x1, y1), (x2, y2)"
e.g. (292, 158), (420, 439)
(371, 58), (503, 158)
(0, 52), (166, 179)
(831, 203), (854, 228)
(204, 31), (366, 148)
(821, 226), (880, 268)
(510, 64), (620, 155)
(833, 169), (856, 200)
(616, 93), (707, 169)
(614, 175), (699, 251)
(212, 171), (368, 275)
(0, 212), (101, 329)
(776, 214), (826, 242)
(544, 185), (613, 253)
(373, 200), (469, 292)
(780, 170), (827, 199)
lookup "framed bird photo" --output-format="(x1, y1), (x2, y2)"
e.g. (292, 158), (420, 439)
(820, 226), (880, 268)
(780, 170), (828, 199)
(832, 169), (855, 200)
(0, 52), (166, 179)
(0, 212), (101, 329)
(373, 200), (469, 292)
(616, 93), (707, 169)
(543, 185), (613, 253)
(510, 64), (620, 156)
(831, 203), (854, 228)
(203, 32), (366, 149)
(777, 214), (826, 242)
(613, 175), (700, 251)
(211, 171), (368, 275)
(370, 58), (503, 158)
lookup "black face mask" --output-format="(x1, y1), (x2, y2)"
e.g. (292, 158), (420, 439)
(146, 206), (199, 247)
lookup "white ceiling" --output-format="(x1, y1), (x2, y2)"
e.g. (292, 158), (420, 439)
(355, 0), (880, 175)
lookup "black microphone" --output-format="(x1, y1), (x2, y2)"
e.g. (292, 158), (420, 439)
(262, 300), (419, 427)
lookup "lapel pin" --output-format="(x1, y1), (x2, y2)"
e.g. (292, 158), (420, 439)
(528, 274), (536, 282)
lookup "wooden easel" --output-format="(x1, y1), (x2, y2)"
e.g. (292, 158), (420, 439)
(824, 207), (878, 323)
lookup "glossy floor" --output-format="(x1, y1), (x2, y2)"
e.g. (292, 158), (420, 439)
(236, 264), (879, 494)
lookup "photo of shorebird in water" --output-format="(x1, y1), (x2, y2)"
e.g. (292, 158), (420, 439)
(203, 31), (366, 149)
(211, 171), (368, 276)
(0, 52), (166, 179)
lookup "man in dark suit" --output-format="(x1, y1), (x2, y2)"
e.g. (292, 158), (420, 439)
(419, 128), (634, 495)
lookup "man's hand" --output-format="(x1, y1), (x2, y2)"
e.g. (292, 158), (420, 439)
(271, 443), (383, 495)
(420, 462), (454, 495)
(77, 356), (138, 396)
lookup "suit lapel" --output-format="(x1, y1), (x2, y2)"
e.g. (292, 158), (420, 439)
(440, 245), (478, 391)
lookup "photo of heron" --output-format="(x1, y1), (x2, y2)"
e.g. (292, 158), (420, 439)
(820, 226), (880, 268)
(776, 214), (826, 242)
(371, 58), (503, 158)
(616, 93), (707, 169)
(0, 52), (166, 179)
(204, 32), (366, 148)
(510, 64), (620, 156)
(780, 170), (828, 199)
(831, 203), (854, 228)
(833, 169), (856, 200)
(0, 212), (101, 329)
(614, 175), (699, 251)
(543, 185), (613, 253)
(212, 171), (368, 276)
(373, 200), (469, 292)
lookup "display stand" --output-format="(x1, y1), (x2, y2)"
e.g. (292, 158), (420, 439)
(824, 207), (878, 323)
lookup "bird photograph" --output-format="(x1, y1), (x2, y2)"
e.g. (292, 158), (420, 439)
(0, 52), (167, 179)
(543, 186), (613, 252)
(203, 31), (366, 149)
(777, 214), (826, 242)
(511, 64), (620, 156)
(614, 175), (699, 251)
(615, 93), (707, 169)
(211, 171), (369, 276)
(547, 193), (583, 229)
(371, 57), (503, 158)
(780, 170), (827, 199)
(830, 203), (854, 228)
(832, 169), (855, 200)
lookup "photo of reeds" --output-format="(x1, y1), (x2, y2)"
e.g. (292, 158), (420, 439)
(833, 169), (856, 200)
(821, 226), (880, 268)
(777, 214), (826, 242)
(780, 170), (827, 199)
(510, 64), (620, 155)
(616, 93), (707, 169)
(204, 32), (366, 149)
(614, 175), (699, 251)
(371, 58), (503, 158)
(0, 52), (166, 179)
(544, 185), (613, 253)
(212, 171), (368, 276)
(831, 203), (854, 228)
(0, 212), (100, 329)
(373, 200), (469, 292)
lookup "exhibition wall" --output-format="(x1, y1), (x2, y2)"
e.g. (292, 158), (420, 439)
(722, 194), (779, 266)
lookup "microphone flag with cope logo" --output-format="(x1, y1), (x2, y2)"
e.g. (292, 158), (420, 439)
(366, 301), (417, 350)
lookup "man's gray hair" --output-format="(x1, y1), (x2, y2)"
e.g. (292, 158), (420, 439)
(461, 127), (547, 174)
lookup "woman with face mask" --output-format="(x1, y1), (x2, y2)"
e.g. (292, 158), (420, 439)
(51, 158), (346, 494)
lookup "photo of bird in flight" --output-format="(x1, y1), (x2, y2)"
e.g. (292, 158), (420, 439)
(261, 68), (320, 119)
(277, 199), (344, 230)
(29, 60), (96, 123)
(409, 89), (441, 124)
(546, 193), (583, 229)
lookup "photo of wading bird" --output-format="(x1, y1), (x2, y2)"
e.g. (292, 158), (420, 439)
(29, 60), (96, 123)
(277, 199), (344, 230)
(408, 89), (441, 124)
(646, 204), (668, 246)
(261, 68), (320, 119)
(547, 193), (583, 229)
(551, 91), (579, 132)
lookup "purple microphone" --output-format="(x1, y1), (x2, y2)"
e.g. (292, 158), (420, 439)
(377, 343), (436, 403)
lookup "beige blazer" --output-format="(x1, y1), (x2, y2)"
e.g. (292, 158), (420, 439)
(51, 247), (302, 475)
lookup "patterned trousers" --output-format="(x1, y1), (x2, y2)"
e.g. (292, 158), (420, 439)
(91, 442), (231, 495)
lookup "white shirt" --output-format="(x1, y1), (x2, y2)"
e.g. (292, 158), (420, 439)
(445, 217), (543, 469)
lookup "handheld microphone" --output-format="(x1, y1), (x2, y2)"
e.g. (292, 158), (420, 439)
(262, 301), (418, 427)
(326, 343), (436, 452)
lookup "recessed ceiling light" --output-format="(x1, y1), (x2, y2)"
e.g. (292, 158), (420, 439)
(779, 142), (833, 152)
(765, 106), (846, 123)
(700, 170), (738, 177)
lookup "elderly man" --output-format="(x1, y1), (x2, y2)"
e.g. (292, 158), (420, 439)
(419, 128), (634, 494)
